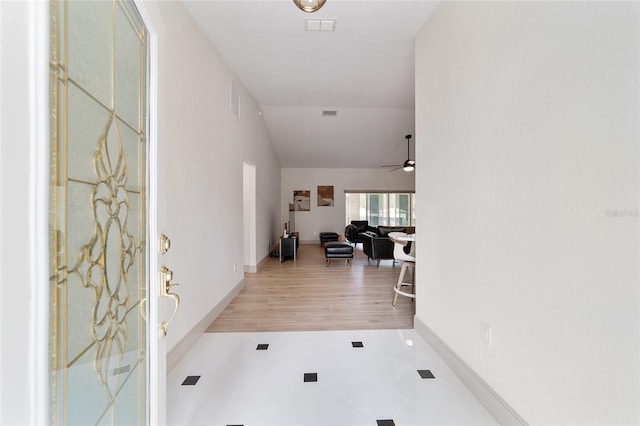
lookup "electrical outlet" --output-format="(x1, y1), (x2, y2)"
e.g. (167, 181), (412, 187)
(233, 263), (237, 272)
(480, 322), (492, 348)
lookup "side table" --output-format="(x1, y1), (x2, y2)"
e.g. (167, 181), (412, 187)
(279, 236), (298, 262)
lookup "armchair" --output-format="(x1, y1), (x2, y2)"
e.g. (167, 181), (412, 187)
(344, 220), (375, 249)
(362, 226), (407, 267)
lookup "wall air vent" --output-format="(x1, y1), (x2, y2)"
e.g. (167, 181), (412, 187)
(322, 110), (337, 117)
(230, 81), (240, 118)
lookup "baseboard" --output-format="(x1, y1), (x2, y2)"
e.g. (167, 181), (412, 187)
(166, 279), (244, 372)
(256, 253), (269, 271)
(245, 253), (270, 273)
(414, 316), (528, 426)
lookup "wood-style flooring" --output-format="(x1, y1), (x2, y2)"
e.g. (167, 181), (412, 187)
(206, 243), (415, 332)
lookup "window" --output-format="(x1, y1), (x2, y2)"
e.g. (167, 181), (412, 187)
(345, 192), (415, 226)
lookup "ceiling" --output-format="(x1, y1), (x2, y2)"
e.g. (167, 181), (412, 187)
(181, 0), (439, 169)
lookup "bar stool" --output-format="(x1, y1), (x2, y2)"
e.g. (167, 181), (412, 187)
(389, 232), (416, 306)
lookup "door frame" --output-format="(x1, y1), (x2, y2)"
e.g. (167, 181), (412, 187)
(133, 0), (164, 424)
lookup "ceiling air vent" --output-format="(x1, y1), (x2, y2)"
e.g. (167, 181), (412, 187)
(322, 110), (337, 117)
(305, 19), (336, 32)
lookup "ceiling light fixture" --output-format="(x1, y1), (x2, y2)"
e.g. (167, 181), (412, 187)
(293, 0), (326, 13)
(403, 135), (415, 172)
(403, 159), (415, 172)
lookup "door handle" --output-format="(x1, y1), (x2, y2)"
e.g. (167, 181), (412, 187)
(142, 234), (174, 321)
(159, 266), (180, 338)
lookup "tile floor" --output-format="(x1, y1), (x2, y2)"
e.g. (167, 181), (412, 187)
(167, 329), (498, 426)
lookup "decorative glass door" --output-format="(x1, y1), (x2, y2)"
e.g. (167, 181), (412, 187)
(49, 0), (148, 424)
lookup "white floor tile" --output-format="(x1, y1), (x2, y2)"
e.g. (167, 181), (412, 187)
(396, 380), (499, 425)
(167, 329), (498, 426)
(256, 381), (374, 426)
(321, 350), (418, 419)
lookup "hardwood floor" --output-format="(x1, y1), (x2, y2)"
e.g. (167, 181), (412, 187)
(206, 243), (415, 332)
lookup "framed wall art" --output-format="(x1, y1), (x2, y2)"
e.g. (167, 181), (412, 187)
(293, 190), (311, 211)
(317, 185), (334, 206)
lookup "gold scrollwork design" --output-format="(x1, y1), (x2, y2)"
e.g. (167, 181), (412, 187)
(67, 112), (140, 401)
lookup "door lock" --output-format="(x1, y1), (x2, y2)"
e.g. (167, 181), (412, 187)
(159, 234), (171, 254)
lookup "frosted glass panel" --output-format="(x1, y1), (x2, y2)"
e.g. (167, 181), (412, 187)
(65, 182), (98, 247)
(67, 0), (112, 108)
(65, 351), (111, 426)
(50, 1), (148, 424)
(118, 118), (142, 192)
(67, 84), (111, 182)
(115, 2), (143, 129)
(112, 351), (146, 426)
(65, 271), (96, 362)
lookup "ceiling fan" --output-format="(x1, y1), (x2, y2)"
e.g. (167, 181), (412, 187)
(381, 134), (415, 172)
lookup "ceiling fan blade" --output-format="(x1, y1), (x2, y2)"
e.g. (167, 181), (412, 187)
(388, 166), (403, 172)
(380, 164), (402, 168)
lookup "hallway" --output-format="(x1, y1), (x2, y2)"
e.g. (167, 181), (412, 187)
(207, 244), (415, 332)
(167, 329), (498, 426)
(168, 243), (496, 425)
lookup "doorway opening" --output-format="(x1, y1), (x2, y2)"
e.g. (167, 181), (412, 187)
(243, 162), (257, 272)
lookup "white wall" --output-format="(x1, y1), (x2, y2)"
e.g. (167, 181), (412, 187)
(1, 3), (36, 424)
(243, 112), (281, 264)
(281, 168), (415, 243)
(415, 2), (639, 424)
(152, 1), (280, 351)
(0, 1), (49, 424)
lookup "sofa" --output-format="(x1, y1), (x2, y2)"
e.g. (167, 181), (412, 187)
(344, 220), (377, 249)
(362, 226), (408, 267)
